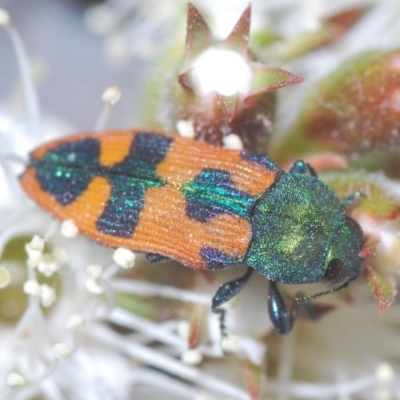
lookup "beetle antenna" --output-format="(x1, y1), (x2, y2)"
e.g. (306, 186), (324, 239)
(294, 274), (358, 304)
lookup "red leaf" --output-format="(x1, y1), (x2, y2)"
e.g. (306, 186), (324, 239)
(186, 3), (213, 59)
(225, 3), (251, 53)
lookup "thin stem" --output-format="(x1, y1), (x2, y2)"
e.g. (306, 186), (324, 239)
(1, 12), (40, 142)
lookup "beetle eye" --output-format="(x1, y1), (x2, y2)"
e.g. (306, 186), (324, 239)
(346, 216), (363, 236)
(324, 258), (346, 284)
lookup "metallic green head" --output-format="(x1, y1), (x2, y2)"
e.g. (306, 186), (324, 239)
(245, 172), (364, 285)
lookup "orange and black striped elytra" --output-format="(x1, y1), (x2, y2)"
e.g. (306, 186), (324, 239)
(20, 130), (365, 334)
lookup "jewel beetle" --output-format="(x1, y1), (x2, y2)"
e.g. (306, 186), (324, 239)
(20, 129), (364, 334)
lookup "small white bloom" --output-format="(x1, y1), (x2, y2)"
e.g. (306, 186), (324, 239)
(39, 284), (56, 307)
(61, 219), (79, 238)
(53, 342), (72, 359)
(181, 349), (203, 365)
(112, 247), (135, 269)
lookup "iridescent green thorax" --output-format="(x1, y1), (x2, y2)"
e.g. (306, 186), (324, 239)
(245, 172), (363, 284)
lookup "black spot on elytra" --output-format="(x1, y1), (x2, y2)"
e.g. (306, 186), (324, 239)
(33, 132), (172, 238)
(200, 247), (238, 270)
(240, 151), (280, 171)
(96, 133), (172, 237)
(34, 138), (100, 206)
(181, 168), (254, 223)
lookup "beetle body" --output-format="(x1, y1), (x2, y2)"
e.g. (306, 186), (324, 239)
(20, 130), (364, 334)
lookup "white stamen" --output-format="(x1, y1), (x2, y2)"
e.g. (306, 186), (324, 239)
(43, 219), (59, 241)
(177, 120), (195, 138)
(86, 263), (104, 294)
(221, 334), (240, 354)
(23, 279), (41, 296)
(6, 372), (25, 387)
(113, 247), (135, 269)
(95, 86), (122, 130)
(87, 264), (103, 279)
(0, 266), (11, 288)
(40, 284), (56, 307)
(102, 85), (121, 105)
(53, 247), (68, 265)
(37, 253), (59, 277)
(0, 8), (10, 25)
(86, 278), (104, 294)
(181, 349), (203, 365)
(177, 320), (190, 340)
(223, 134), (243, 150)
(61, 219), (79, 238)
(0, 9), (40, 140)
(67, 314), (86, 330)
(26, 235), (45, 253)
(53, 343), (72, 359)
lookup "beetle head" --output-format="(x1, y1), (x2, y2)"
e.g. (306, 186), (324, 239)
(245, 172), (364, 285)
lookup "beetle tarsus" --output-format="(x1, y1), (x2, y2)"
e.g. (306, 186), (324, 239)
(146, 252), (170, 263)
(211, 268), (253, 340)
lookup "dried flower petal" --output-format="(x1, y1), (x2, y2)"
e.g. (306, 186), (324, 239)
(242, 359), (262, 400)
(188, 305), (205, 349)
(365, 265), (397, 313)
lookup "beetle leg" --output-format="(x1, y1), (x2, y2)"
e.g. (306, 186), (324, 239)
(211, 267), (253, 339)
(268, 282), (324, 334)
(268, 281), (298, 334)
(340, 191), (365, 207)
(289, 160), (317, 176)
